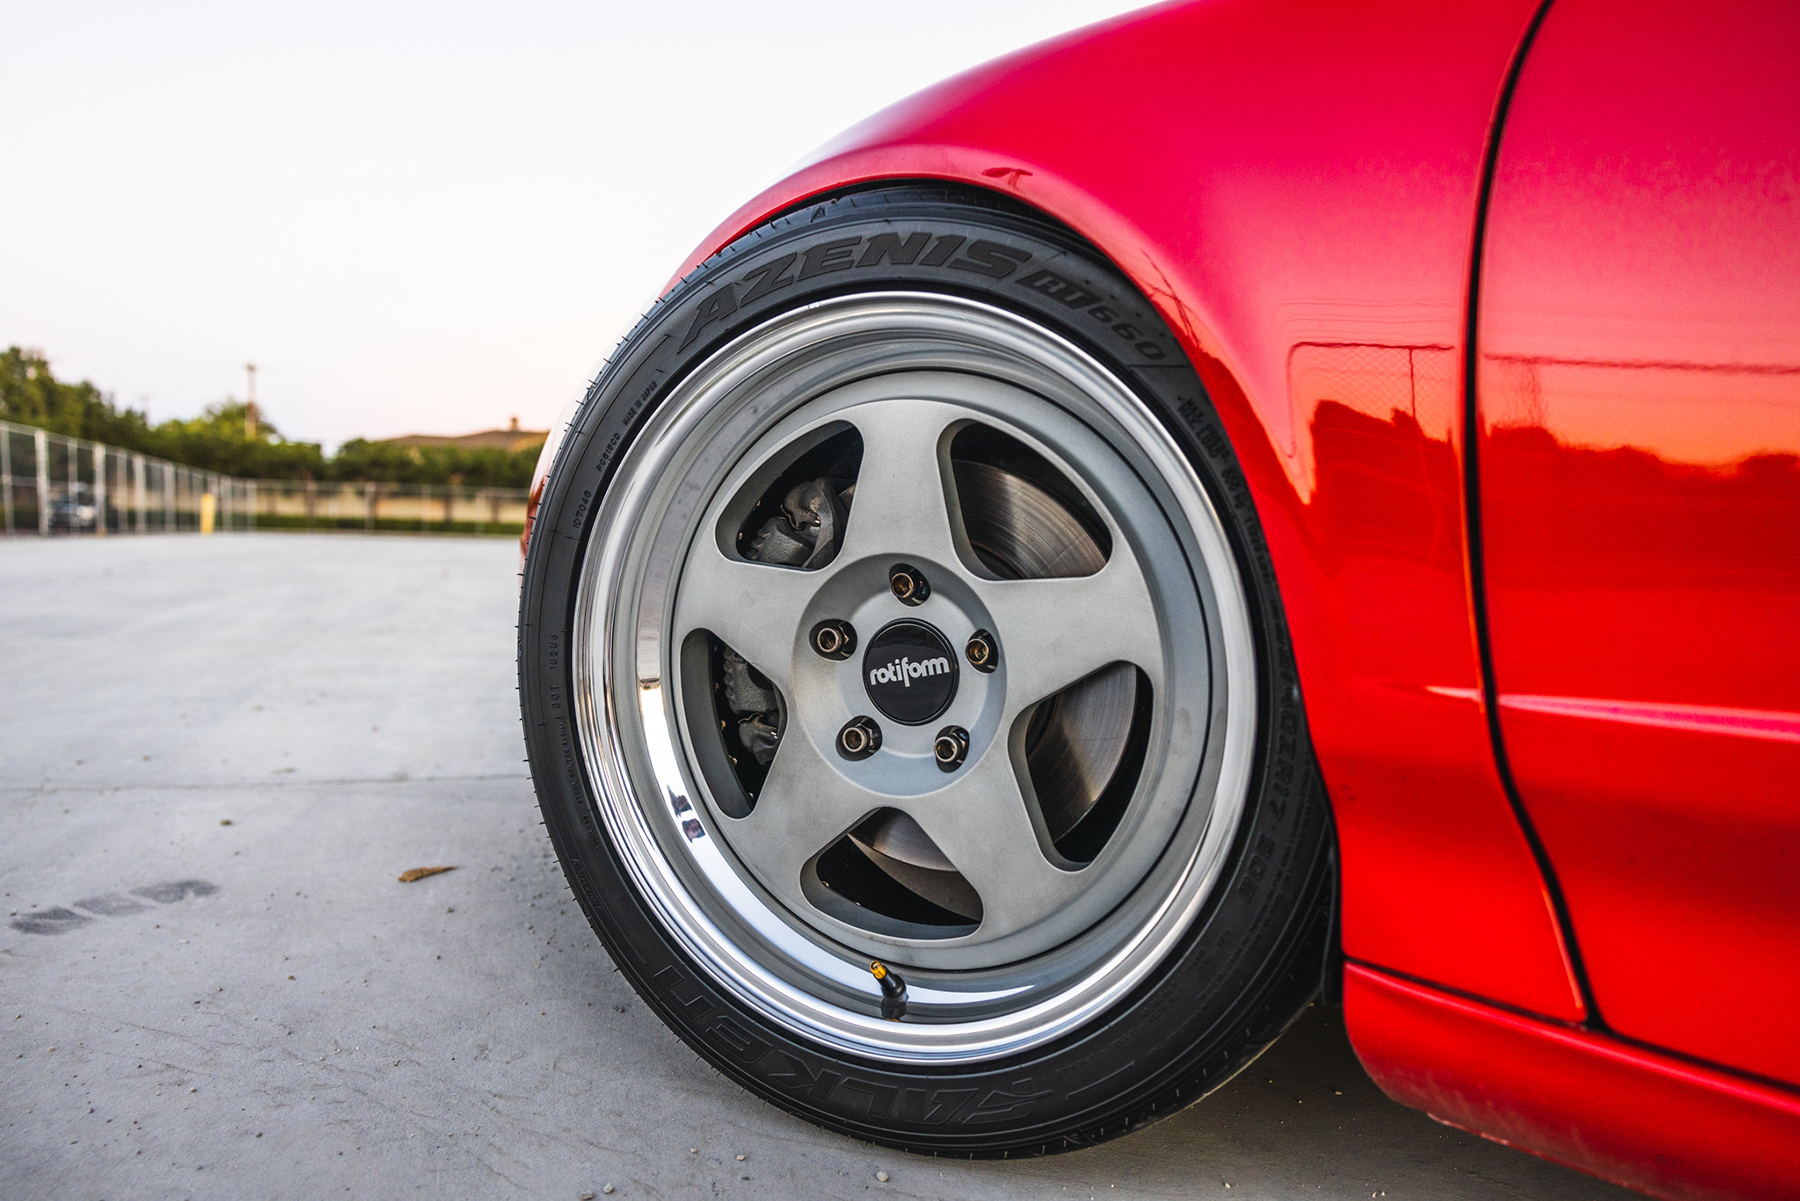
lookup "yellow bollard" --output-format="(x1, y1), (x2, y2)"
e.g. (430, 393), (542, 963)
(200, 492), (216, 535)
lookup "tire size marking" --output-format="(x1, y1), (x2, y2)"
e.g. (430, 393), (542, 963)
(567, 487), (593, 534)
(1238, 834), (1277, 902)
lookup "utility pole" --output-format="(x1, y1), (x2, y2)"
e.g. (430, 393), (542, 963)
(245, 363), (259, 439)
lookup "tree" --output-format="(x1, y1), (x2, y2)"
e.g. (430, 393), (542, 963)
(152, 400), (326, 478)
(1, 346), (536, 485)
(0, 347), (157, 448)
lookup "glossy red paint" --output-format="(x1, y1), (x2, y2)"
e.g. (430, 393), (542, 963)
(672, 0), (1585, 1022)
(1477, 0), (1800, 1083)
(1345, 964), (1800, 1201)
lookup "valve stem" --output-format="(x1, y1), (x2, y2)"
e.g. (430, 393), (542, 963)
(870, 960), (907, 1020)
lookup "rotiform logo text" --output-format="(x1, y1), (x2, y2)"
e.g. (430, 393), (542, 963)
(869, 655), (952, 688)
(861, 619), (959, 724)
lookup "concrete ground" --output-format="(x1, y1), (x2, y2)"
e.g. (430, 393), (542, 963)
(0, 534), (1632, 1201)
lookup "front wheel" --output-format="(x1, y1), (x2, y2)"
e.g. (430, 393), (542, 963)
(520, 187), (1331, 1155)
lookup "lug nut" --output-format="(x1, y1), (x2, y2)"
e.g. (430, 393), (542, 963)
(965, 629), (997, 672)
(838, 716), (882, 760)
(811, 619), (857, 660)
(889, 563), (930, 606)
(933, 725), (969, 772)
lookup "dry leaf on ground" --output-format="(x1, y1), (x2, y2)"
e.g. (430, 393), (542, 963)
(398, 866), (457, 883)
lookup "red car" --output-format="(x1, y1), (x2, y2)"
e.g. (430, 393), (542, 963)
(518, 2), (1799, 1196)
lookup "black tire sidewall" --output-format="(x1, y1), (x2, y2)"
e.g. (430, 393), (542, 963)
(519, 186), (1330, 1155)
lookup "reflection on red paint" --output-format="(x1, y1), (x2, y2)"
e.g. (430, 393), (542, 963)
(1486, 357), (1800, 470)
(1483, 426), (1800, 709)
(1499, 695), (1800, 745)
(1285, 343), (1457, 504)
(1288, 345), (1582, 1020)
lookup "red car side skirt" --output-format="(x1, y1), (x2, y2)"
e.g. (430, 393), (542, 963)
(1345, 963), (1800, 1200)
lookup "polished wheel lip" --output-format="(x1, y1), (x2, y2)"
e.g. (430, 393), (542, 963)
(570, 292), (1257, 1063)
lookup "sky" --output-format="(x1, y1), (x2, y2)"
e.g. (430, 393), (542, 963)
(4, 1), (1149, 450)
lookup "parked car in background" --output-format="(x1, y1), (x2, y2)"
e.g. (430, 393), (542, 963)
(48, 482), (101, 532)
(518, 2), (1799, 1196)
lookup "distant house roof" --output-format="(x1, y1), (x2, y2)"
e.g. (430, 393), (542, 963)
(378, 416), (547, 453)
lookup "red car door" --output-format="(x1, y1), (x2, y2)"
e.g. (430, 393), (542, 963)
(1477, 0), (1800, 1083)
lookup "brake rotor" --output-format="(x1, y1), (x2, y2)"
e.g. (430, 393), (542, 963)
(848, 810), (985, 921)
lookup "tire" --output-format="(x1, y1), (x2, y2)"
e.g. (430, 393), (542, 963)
(519, 185), (1332, 1156)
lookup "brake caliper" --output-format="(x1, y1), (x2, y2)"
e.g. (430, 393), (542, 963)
(721, 479), (850, 764)
(748, 479), (845, 569)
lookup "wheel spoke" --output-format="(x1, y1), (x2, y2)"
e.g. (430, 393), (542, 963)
(836, 400), (960, 564)
(721, 733), (871, 911)
(976, 549), (1166, 714)
(903, 749), (1085, 938)
(671, 541), (817, 692)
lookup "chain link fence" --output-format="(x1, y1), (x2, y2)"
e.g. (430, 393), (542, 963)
(1, 420), (528, 537)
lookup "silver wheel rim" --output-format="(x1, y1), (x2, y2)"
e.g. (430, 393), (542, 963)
(573, 293), (1256, 1063)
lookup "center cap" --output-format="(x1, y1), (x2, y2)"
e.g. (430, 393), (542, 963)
(862, 619), (959, 725)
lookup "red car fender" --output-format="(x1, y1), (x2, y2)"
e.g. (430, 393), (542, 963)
(671, 0), (1583, 1019)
